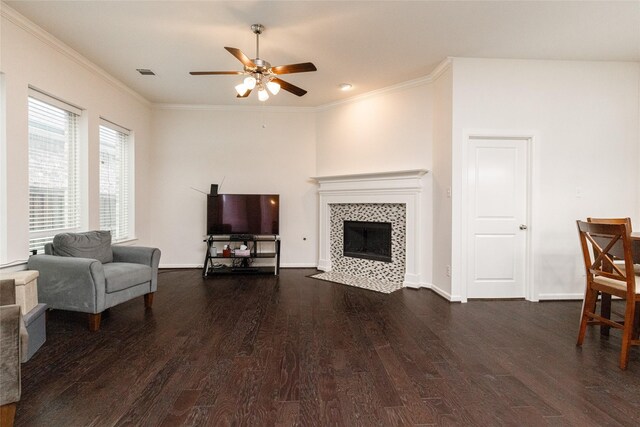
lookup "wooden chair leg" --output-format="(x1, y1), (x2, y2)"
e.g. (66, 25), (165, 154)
(144, 292), (154, 309)
(620, 300), (636, 370)
(600, 293), (611, 336)
(577, 286), (598, 346)
(0, 402), (17, 427)
(88, 313), (101, 332)
(633, 301), (640, 340)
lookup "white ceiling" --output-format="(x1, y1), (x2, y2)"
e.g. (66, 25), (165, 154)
(5, 1), (640, 107)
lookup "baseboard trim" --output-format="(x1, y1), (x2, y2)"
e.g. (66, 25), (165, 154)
(430, 284), (463, 302)
(538, 293), (583, 301)
(280, 263), (318, 268)
(403, 273), (421, 288)
(160, 264), (201, 269)
(159, 263), (318, 270)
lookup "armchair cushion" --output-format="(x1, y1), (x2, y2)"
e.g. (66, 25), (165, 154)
(53, 230), (113, 264)
(103, 263), (152, 293)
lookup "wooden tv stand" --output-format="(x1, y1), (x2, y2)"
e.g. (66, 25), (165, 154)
(202, 235), (280, 277)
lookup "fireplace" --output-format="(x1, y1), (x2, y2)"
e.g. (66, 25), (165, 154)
(314, 169), (428, 288)
(343, 220), (392, 262)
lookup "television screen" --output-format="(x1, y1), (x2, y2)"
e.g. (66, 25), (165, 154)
(207, 194), (279, 236)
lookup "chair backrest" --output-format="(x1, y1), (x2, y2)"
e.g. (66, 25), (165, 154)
(587, 217), (632, 230)
(51, 230), (113, 263)
(576, 220), (636, 298)
(587, 217), (632, 261)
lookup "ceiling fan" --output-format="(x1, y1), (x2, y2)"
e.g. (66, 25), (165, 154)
(189, 24), (317, 101)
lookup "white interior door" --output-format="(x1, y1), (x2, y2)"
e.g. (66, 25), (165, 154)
(467, 138), (528, 298)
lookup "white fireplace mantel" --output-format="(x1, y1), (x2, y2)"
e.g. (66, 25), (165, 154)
(313, 169), (428, 288)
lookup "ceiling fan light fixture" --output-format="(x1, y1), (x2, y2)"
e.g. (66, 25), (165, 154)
(267, 81), (281, 95)
(190, 24), (316, 101)
(244, 76), (257, 90)
(258, 87), (269, 102)
(235, 83), (248, 96)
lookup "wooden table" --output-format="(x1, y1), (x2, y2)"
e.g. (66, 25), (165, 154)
(599, 232), (640, 336)
(632, 232), (640, 263)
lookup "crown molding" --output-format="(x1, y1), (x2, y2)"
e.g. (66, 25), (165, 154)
(1, 3), (150, 107)
(429, 57), (453, 82)
(315, 75), (432, 111)
(315, 58), (452, 111)
(152, 103), (316, 113)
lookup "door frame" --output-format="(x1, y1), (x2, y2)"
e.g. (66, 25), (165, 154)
(459, 130), (538, 302)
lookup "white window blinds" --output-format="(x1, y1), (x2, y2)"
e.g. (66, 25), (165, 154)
(99, 119), (131, 242)
(28, 90), (82, 253)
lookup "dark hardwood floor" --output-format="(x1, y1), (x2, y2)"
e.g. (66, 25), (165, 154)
(16, 268), (640, 426)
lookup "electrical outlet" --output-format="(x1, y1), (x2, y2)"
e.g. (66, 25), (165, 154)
(446, 265), (451, 277)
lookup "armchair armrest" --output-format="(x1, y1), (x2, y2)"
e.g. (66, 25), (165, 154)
(112, 246), (161, 292)
(112, 246), (159, 266)
(27, 255), (106, 314)
(0, 304), (23, 405)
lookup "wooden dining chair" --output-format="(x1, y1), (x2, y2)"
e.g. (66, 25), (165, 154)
(576, 220), (640, 369)
(586, 218), (633, 336)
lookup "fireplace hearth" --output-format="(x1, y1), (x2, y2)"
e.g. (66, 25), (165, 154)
(343, 220), (392, 262)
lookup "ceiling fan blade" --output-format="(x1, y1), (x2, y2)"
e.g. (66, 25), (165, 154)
(236, 88), (252, 98)
(190, 71), (244, 75)
(270, 62), (317, 75)
(225, 47), (256, 68)
(272, 78), (307, 97)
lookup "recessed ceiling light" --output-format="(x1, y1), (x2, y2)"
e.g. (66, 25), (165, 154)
(136, 69), (155, 76)
(339, 83), (353, 91)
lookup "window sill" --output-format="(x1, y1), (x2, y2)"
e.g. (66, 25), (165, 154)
(112, 237), (139, 246)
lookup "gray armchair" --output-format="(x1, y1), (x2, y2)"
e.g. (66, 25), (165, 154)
(27, 231), (161, 331)
(0, 279), (28, 427)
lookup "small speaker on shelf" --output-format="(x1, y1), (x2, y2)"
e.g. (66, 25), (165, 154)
(210, 184), (218, 196)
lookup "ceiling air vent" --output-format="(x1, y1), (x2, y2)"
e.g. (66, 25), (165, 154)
(136, 69), (155, 76)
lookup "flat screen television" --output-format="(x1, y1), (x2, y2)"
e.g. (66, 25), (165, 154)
(207, 194), (279, 236)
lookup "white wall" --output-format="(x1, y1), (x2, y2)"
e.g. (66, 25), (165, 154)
(431, 64), (453, 298)
(316, 82), (433, 176)
(149, 106), (317, 268)
(0, 7), (153, 269)
(450, 58), (640, 300)
(315, 82), (434, 285)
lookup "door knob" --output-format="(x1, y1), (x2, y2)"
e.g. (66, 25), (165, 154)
(519, 224), (528, 230)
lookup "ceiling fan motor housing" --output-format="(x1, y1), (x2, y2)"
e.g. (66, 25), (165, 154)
(248, 58), (271, 73)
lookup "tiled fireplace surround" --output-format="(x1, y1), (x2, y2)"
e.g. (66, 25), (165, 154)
(315, 170), (428, 288)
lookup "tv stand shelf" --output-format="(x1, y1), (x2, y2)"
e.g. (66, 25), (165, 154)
(203, 235), (280, 277)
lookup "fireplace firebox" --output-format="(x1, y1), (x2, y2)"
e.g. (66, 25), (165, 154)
(343, 220), (392, 262)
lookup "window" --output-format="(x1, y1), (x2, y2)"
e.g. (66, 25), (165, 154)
(99, 119), (131, 242)
(28, 89), (82, 253)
